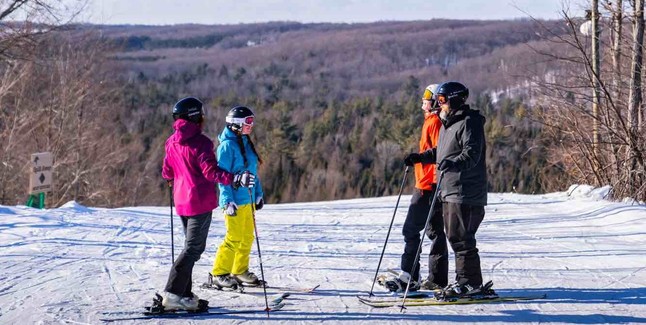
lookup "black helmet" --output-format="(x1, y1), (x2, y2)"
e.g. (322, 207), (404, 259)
(226, 106), (255, 132)
(434, 82), (469, 109)
(172, 97), (204, 123)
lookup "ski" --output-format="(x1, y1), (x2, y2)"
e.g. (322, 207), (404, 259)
(243, 283), (320, 293)
(202, 281), (320, 294)
(101, 292), (286, 321)
(368, 286), (430, 299)
(200, 285), (290, 303)
(101, 304), (221, 316)
(100, 303), (286, 322)
(357, 294), (547, 308)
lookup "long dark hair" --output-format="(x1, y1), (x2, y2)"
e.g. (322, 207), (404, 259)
(235, 133), (263, 168)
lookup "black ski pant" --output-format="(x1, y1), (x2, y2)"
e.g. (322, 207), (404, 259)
(443, 202), (484, 287)
(165, 211), (212, 297)
(400, 187), (448, 287)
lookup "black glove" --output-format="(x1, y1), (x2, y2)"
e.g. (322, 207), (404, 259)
(404, 153), (422, 166)
(437, 159), (458, 172)
(233, 171), (256, 189)
(255, 197), (264, 210)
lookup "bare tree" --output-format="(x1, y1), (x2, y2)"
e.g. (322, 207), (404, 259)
(592, 0), (602, 153)
(0, 60), (32, 203)
(0, 0), (85, 61)
(604, 0), (625, 176)
(531, 3), (646, 201)
(610, 0), (624, 98)
(0, 32), (140, 207)
(627, 0), (645, 195)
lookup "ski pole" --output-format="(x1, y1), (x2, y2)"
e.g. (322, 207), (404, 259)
(169, 184), (175, 264)
(400, 171), (444, 312)
(369, 165), (411, 297)
(248, 188), (271, 317)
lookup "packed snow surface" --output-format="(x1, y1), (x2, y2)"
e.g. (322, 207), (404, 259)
(1, 188), (645, 324)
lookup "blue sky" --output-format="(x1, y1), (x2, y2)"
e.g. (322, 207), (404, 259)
(80, 0), (579, 25)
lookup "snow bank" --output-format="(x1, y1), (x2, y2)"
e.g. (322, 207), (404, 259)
(58, 200), (94, 212)
(566, 184), (612, 201)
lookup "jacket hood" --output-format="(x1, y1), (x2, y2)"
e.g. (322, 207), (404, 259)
(218, 126), (242, 142)
(443, 105), (485, 127)
(173, 119), (202, 144)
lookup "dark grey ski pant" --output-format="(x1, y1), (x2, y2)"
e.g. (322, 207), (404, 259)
(164, 211), (212, 297)
(443, 202), (484, 287)
(401, 187), (448, 287)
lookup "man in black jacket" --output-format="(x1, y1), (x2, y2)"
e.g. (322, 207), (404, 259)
(405, 81), (488, 299)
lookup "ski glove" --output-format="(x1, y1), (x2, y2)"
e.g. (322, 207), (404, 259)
(255, 197), (264, 210)
(404, 153), (422, 166)
(437, 159), (458, 172)
(233, 171), (256, 189)
(224, 202), (238, 216)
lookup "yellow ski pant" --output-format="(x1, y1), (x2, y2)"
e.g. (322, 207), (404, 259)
(211, 204), (255, 275)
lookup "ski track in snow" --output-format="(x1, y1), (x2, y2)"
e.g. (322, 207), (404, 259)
(0, 191), (645, 324)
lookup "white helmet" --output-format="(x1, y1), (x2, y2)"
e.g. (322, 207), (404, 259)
(422, 84), (440, 111)
(423, 84), (439, 101)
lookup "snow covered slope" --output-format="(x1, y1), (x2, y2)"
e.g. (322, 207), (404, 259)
(1, 189), (645, 324)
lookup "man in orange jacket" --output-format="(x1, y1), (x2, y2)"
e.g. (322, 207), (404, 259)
(391, 84), (448, 292)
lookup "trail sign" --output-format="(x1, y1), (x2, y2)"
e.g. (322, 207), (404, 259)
(29, 152), (53, 194)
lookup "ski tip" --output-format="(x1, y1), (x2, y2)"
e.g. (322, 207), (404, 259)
(268, 302), (286, 311)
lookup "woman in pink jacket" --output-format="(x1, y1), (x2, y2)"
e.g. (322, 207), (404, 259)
(160, 97), (253, 311)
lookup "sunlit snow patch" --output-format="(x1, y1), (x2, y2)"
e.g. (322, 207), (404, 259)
(58, 200), (94, 213)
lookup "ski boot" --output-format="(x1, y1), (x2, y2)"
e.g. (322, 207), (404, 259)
(381, 271), (420, 293)
(162, 292), (200, 311)
(421, 277), (445, 292)
(233, 270), (265, 287)
(204, 273), (239, 290)
(147, 292), (208, 314)
(435, 280), (497, 301)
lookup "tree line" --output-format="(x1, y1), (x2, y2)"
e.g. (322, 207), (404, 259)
(2, 2), (597, 208)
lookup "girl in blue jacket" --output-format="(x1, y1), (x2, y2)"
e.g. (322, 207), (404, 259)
(208, 106), (264, 289)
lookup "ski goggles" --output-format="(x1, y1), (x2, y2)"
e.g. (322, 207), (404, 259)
(423, 88), (433, 101)
(226, 115), (255, 126)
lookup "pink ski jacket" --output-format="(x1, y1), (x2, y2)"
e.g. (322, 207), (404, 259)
(162, 119), (233, 216)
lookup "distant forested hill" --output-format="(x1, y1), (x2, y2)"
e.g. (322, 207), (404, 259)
(79, 20), (568, 204)
(97, 19), (567, 98)
(0, 18), (566, 206)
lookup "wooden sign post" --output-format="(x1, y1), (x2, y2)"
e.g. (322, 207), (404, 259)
(27, 152), (54, 209)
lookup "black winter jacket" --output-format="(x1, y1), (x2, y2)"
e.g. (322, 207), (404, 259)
(419, 105), (488, 206)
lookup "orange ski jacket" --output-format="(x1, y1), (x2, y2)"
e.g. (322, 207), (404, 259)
(415, 113), (442, 190)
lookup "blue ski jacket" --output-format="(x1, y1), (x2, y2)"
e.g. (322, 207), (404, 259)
(217, 127), (264, 207)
